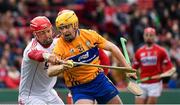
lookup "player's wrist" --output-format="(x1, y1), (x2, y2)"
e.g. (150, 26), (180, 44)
(42, 52), (51, 61)
(159, 74), (162, 78)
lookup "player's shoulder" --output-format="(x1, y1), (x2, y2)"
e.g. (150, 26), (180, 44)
(26, 38), (47, 51)
(154, 44), (167, 52)
(22, 39), (37, 56)
(80, 29), (98, 35)
(25, 38), (38, 50)
(136, 45), (146, 53)
(54, 35), (64, 43)
(52, 37), (59, 44)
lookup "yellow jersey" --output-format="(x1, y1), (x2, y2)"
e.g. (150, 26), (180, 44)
(53, 29), (107, 87)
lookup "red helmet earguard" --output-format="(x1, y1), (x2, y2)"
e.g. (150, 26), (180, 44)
(144, 27), (156, 35)
(30, 16), (52, 32)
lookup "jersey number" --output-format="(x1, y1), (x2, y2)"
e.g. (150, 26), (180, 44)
(44, 61), (49, 70)
(76, 44), (84, 53)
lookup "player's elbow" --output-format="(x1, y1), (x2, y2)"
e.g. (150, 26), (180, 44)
(167, 67), (176, 77)
(170, 67), (176, 74)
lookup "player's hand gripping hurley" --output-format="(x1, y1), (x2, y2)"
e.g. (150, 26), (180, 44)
(47, 59), (136, 77)
(120, 37), (143, 96)
(73, 61), (136, 73)
(56, 60), (136, 73)
(136, 67), (176, 83)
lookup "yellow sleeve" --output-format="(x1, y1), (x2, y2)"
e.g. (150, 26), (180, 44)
(88, 30), (107, 49)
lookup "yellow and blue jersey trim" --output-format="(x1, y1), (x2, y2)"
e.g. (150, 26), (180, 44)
(68, 46), (99, 65)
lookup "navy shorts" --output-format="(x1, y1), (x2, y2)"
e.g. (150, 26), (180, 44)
(69, 72), (119, 104)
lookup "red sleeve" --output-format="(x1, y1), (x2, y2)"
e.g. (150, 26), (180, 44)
(99, 49), (110, 75)
(132, 51), (140, 69)
(28, 50), (45, 62)
(161, 48), (173, 72)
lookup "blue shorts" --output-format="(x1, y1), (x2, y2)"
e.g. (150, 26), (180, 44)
(69, 72), (119, 104)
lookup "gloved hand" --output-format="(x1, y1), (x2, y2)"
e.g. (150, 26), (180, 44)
(48, 55), (62, 65)
(43, 53), (62, 64)
(126, 68), (137, 80)
(63, 60), (74, 69)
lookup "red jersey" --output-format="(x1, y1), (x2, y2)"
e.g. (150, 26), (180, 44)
(132, 44), (173, 83)
(99, 49), (110, 75)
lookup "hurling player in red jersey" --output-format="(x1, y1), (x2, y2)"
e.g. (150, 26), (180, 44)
(99, 49), (110, 75)
(132, 27), (175, 104)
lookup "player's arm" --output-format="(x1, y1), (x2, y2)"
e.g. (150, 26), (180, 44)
(91, 30), (130, 68)
(47, 63), (64, 77)
(46, 41), (74, 77)
(151, 67), (176, 79)
(103, 41), (131, 68)
(28, 49), (60, 64)
(152, 48), (176, 79)
(91, 30), (136, 77)
(47, 60), (74, 77)
(28, 50), (45, 62)
(160, 67), (176, 77)
(138, 67), (176, 83)
(105, 41), (137, 79)
(28, 49), (72, 77)
(160, 48), (176, 77)
(132, 51), (140, 70)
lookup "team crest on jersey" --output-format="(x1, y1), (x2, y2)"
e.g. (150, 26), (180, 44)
(86, 40), (91, 47)
(44, 61), (49, 70)
(140, 52), (145, 57)
(154, 51), (157, 55)
(69, 48), (75, 53)
(76, 44), (84, 52)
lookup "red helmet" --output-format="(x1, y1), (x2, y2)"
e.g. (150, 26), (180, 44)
(30, 16), (52, 32)
(144, 27), (156, 35)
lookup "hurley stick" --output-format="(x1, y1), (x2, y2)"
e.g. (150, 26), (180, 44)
(73, 62), (136, 73)
(137, 67), (176, 83)
(120, 37), (143, 96)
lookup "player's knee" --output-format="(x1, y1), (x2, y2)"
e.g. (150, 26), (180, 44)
(107, 95), (122, 104)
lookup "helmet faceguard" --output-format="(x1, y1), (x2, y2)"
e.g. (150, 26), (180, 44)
(143, 27), (156, 45)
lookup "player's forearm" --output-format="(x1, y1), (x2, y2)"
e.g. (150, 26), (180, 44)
(150, 67), (176, 80)
(47, 60), (74, 77)
(160, 67), (176, 78)
(104, 41), (130, 67)
(47, 65), (64, 77)
(110, 44), (130, 67)
(28, 50), (57, 63)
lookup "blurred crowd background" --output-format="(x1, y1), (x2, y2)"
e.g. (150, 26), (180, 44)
(0, 0), (180, 90)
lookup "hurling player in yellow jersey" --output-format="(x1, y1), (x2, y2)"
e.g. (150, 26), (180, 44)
(50, 10), (136, 104)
